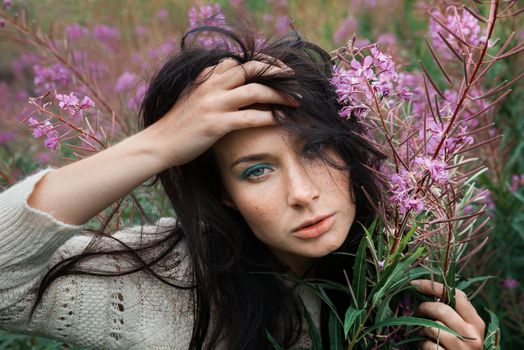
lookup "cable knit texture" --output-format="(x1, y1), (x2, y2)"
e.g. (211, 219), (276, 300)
(0, 169), (321, 349)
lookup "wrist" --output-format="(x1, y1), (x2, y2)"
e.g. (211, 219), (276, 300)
(131, 126), (173, 173)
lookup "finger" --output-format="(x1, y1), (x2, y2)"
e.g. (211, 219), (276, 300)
(224, 83), (299, 109)
(213, 58), (240, 75)
(219, 61), (293, 89)
(420, 321), (463, 349)
(222, 109), (277, 133)
(417, 301), (469, 335)
(420, 340), (447, 350)
(411, 280), (483, 326)
(197, 59), (239, 83)
(254, 53), (289, 70)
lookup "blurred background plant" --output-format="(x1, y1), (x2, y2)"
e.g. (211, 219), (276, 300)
(0, 0), (522, 349)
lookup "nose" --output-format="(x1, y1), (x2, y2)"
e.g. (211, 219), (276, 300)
(286, 160), (320, 207)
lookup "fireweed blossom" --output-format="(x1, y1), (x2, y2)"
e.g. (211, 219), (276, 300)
(430, 6), (484, 60)
(509, 174), (524, 193)
(33, 64), (71, 94)
(65, 24), (89, 40)
(55, 92), (95, 119)
(330, 45), (404, 120)
(55, 92), (79, 115)
(187, 4), (229, 49)
(0, 131), (15, 145)
(26, 117), (60, 152)
(333, 16), (358, 44)
(501, 278), (519, 290)
(114, 72), (137, 93)
(389, 169), (425, 215)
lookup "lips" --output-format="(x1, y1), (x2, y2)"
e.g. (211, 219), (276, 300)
(292, 213), (336, 239)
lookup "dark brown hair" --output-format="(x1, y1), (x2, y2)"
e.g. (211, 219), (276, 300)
(31, 20), (387, 350)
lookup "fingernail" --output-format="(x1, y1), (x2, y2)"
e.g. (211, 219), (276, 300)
(410, 280), (421, 287)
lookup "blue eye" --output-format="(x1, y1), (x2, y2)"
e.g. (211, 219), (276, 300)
(240, 164), (272, 179)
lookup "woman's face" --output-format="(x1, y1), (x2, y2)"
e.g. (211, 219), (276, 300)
(213, 126), (356, 275)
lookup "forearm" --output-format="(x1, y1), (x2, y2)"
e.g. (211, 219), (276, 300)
(27, 128), (166, 226)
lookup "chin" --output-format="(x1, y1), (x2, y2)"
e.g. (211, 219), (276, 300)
(307, 236), (346, 258)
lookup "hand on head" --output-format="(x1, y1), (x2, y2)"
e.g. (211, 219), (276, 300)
(412, 279), (485, 350)
(143, 58), (299, 170)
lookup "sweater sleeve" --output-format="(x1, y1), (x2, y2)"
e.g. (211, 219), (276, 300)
(0, 169), (194, 349)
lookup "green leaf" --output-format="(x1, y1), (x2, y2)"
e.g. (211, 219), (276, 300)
(353, 235), (368, 308)
(266, 330), (284, 350)
(303, 303), (323, 350)
(456, 276), (494, 291)
(445, 259), (457, 309)
(329, 310), (344, 350)
(374, 294), (393, 323)
(483, 308), (500, 350)
(511, 190), (524, 205)
(364, 316), (465, 339)
(398, 223), (418, 253)
(371, 247), (425, 306)
(344, 307), (364, 338)
(312, 284), (343, 326)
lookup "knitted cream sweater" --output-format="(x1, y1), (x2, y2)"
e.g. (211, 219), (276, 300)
(0, 169), (321, 349)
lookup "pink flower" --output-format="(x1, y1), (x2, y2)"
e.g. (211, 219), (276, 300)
(463, 204), (473, 215)
(94, 24), (120, 41)
(351, 56), (374, 79)
(3, 0), (11, 9)
(127, 83), (148, 110)
(27, 117), (44, 138)
(262, 14), (273, 24)
(509, 174), (524, 193)
(115, 72), (137, 92)
(502, 278), (519, 290)
(36, 152), (51, 164)
(478, 188), (495, 210)
(370, 47), (394, 73)
(430, 7), (482, 60)
(26, 118), (61, 151)
(44, 135), (59, 152)
(188, 4), (225, 30)
(398, 87), (413, 102)
(33, 64), (71, 94)
(414, 156), (449, 184)
(156, 9), (169, 20)
(0, 131), (15, 145)
(275, 15), (290, 34)
(377, 32), (396, 46)
(79, 96), (95, 110)
(389, 169), (425, 215)
(135, 25), (148, 36)
(55, 92), (79, 116)
(333, 17), (358, 44)
(65, 24), (89, 40)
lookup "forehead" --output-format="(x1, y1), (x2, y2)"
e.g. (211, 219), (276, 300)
(213, 126), (297, 165)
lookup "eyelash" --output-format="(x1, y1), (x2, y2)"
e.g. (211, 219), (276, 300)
(303, 142), (326, 157)
(240, 164), (273, 179)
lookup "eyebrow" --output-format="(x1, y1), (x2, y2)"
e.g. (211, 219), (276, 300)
(230, 153), (271, 169)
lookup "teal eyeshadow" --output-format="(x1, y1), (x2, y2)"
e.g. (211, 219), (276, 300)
(240, 164), (270, 179)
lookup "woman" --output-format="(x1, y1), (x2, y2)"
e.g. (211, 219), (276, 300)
(0, 24), (485, 349)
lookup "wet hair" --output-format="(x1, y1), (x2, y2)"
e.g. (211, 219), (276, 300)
(31, 20), (387, 350)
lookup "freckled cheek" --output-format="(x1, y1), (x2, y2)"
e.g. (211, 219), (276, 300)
(234, 194), (282, 236)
